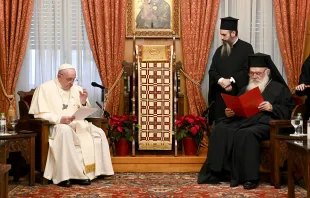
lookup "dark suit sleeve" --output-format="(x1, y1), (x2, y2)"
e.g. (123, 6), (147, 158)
(296, 55), (310, 96)
(208, 49), (222, 84)
(271, 86), (295, 119)
(231, 43), (254, 90)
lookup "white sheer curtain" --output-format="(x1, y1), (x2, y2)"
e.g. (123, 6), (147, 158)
(16, 0), (103, 116)
(201, 0), (285, 104)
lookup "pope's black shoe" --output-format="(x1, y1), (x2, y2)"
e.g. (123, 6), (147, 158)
(243, 180), (259, 190)
(71, 179), (91, 185)
(57, 180), (72, 187)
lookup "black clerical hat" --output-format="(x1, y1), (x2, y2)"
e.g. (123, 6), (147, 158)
(248, 53), (287, 87)
(220, 17), (238, 31)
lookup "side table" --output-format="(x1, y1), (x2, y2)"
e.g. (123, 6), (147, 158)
(272, 133), (306, 188)
(0, 164), (11, 198)
(0, 133), (36, 185)
(287, 140), (310, 198)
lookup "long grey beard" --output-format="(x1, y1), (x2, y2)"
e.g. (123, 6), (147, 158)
(221, 41), (232, 57)
(246, 75), (270, 92)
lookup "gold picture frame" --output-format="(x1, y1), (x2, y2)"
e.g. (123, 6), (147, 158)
(126, 0), (180, 38)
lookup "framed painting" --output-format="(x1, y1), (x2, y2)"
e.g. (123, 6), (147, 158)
(126, 0), (180, 38)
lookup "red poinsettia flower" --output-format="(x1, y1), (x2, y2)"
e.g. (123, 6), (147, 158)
(108, 114), (139, 142)
(175, 114), (207, 141)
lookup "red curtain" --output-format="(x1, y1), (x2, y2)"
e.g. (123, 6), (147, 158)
(82, 0), (127, 115)
(180, 0), (220, 115)
(274, 0), (310, 89)
(0, 0), (34, 115)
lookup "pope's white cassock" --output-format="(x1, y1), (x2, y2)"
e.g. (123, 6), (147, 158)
(29, 78), (114, 184)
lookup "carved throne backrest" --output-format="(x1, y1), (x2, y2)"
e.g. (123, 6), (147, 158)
(17, 89), (35, 119)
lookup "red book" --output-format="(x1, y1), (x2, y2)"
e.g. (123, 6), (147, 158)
(221, 87), (264, 118)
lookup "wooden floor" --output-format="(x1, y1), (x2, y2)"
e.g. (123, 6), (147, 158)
(111, 148), (207, 172)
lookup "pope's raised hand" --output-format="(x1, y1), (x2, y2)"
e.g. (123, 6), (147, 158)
(79, 88), (88, 105)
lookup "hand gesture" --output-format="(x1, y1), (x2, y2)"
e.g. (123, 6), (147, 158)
(258, 101), (273, 112)
(225, 85), (232, 92)
(60, 116), (75, 124)
(79, 88), (88, 105)
(225, 108), (235, 117)
(295, 83), (306, 91)
(220, 79), (231, 89)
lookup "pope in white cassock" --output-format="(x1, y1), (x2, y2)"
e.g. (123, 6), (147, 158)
(29, 64), (114, 187)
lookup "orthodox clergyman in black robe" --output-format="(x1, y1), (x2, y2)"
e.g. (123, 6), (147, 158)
(295, 54), (310, 119)
(198, 53), (295, 190)
(208, 17), (254, 125)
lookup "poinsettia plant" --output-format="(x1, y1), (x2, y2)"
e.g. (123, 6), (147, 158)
(107, 115), (139, 142)
(175, 114), (207, 145)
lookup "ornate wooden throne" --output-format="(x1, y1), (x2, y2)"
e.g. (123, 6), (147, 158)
(122, 35), (184, 156)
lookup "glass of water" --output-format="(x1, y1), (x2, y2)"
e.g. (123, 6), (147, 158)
(291, 116), (301, 136)
(9, 116), (18, 135)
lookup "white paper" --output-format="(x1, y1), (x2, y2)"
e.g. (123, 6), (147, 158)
(72, 108), (97, 120)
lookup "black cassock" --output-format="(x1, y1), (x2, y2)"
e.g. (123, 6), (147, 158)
(208, 39), (254, 124)
(198, 80), (295, 185)
(296, 54), (310, 119)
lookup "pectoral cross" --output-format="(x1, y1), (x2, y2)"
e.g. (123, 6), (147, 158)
(62, 104), (68, 110)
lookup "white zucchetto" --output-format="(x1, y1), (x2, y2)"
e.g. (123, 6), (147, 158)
(58, 64), (75, 71)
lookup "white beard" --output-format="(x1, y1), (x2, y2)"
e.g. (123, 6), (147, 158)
(221, 41), (232, 57)
(246, 75), (270, 92)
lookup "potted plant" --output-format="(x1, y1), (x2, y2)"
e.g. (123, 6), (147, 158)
(107, 115), (138, 156)
(175, 114), (207, 155)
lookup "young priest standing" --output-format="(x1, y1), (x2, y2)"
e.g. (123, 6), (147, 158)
(208, 17), (254, 125)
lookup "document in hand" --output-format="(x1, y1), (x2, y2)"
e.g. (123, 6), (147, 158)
(221, 87), (264, 118)
(72, 107), (97, 120)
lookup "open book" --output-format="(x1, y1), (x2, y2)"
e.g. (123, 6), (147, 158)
(221, 87), (264, 118)
(72, 107), (97, 120)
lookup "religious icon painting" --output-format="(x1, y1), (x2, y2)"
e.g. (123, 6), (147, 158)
(126, 0), (180, 38)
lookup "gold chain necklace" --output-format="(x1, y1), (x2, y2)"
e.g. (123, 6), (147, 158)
(55, 80), (71, 110)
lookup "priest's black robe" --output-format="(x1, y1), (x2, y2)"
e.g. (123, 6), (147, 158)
(198, 80), (295, 185)
(208, 39), (254, 124)
(296, 54), (310, 119)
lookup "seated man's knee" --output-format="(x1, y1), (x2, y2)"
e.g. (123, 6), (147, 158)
(55, 124), (73, 137)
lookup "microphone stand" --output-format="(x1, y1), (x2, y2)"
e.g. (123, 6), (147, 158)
(95, 101), (116, 156)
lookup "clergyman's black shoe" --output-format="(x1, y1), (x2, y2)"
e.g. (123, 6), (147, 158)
(243, 180), (259, 190)
(230, 180), (238, 188)
(57, 180), (72, 187)
(71, 179), (91, 185)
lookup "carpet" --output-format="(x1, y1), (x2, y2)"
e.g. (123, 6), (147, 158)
(9, 173), (307, 197)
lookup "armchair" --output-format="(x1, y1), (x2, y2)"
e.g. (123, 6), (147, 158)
(260, 94), (307, 188)
(16, 89), (108, 184)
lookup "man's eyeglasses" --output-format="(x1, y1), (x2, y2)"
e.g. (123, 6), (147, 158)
(60, 73), (78, 83)
(248, 69), (267, 77)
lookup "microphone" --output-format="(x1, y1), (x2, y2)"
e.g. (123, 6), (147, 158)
(91, 82), (105, 90)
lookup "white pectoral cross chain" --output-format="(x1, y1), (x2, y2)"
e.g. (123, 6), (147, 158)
(55, 80), (71, 110)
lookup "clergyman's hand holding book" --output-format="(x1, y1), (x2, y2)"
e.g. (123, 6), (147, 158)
(221, 87), (264, 118)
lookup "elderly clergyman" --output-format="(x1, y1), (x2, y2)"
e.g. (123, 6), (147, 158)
(29, 64), (114, 187)
(198, 53), (294, 189)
